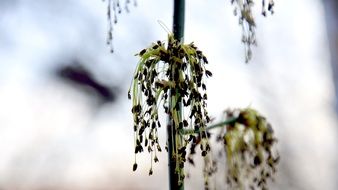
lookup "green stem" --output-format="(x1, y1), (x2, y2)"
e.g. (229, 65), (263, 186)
(173, 0), (185, 41)
(179, 117), (238, 135)
(168, 1), (185, 190)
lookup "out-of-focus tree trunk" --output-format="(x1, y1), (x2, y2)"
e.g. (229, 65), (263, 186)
(323, 0), (338, 112)
(323, 1), (338, 189)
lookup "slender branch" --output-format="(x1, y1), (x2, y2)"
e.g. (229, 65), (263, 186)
(179, 117), (238, 135)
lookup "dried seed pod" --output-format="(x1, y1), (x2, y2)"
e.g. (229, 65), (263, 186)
(205, 70), (212, 77)
(139, 49), (146, 56)
(132, 163), (138, 171)
(154, 156), (159, 163)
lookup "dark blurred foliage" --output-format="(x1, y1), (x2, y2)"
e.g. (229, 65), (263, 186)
(55, 61), (119, 105)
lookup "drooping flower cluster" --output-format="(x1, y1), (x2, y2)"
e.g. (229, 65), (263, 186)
(104, 0), (137, 52)
(129, 34), (212, 182)
(230, 0), (275, 62)
(217, 108), (279, 190)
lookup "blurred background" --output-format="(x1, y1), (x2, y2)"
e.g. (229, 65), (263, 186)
(0, 0), (337, 189)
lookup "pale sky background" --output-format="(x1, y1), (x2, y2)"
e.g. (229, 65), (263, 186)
(0, 0), (337, 189)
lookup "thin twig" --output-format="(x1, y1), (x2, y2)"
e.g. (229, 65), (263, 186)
(179, 117), (238, 135)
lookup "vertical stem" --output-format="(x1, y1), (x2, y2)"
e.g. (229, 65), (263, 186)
(173, 0), (185, 41)
(168, 0), (185, 190)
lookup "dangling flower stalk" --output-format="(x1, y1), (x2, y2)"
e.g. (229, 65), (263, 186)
(104, 0), (137, 53)
(230, 0), (275, 63)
